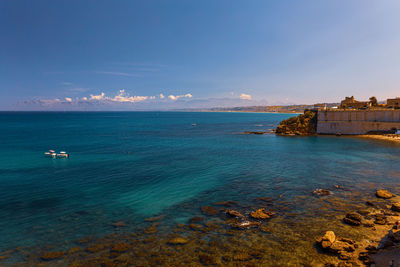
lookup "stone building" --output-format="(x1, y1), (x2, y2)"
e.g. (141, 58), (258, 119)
(387, 98), (400, 108)
(340, 96), (371, 109)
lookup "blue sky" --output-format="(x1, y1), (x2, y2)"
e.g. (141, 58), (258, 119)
(1, 0), (400, 110)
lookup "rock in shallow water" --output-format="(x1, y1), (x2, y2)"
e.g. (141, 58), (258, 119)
(391, 203), (400, 212)
(343, 213), (362, 226)
(225, 209), (244, 218)
(167, 237), (189, 245)
(312, 189), (332, 196)
(249, 208), (274, 220)
(231, 221), (260, 229)
(40, 251), (65, 261)
(201, 206), (219, 215)
(376, 189), (394, 199)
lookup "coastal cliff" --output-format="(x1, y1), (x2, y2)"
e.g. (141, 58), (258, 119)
(275, 110), (317, 135)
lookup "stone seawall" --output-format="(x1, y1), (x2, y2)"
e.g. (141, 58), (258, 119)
(317, 110), (400, 135)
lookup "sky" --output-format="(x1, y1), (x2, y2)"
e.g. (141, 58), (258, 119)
(1, 0), (400, 110)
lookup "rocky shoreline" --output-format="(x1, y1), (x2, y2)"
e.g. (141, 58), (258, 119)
(0, 186), (399, 266)
(317, 189), (400, 266)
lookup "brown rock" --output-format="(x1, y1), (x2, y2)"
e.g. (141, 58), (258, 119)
(225, 209), (244, 218)
(189, 223), (203, 231)
(201, 206), (219, 215)
(213, 200), (238, 206)
(68, 247), (80, 254)
(111, 221), (126, 228)
(343, 213), (362, 226)
(322, 231), (336, 244)
(167, 237), (189, 245)
(86, 244), (107, 253)
(249, 208), (274, 220)
(199, 254), (216, 265)
(231, 221), (260, 229)
(189, 216), (204, 223)
(374, 214), (388, 225)
(391, 203), (400, 212)
(40, 251), (65, 261)
(313, 189), (332, 196)
(144, 215), (164, 222)
(233, 252), (252, 261)
(111, 243), (131, 253)
(376, 189), (394, 199)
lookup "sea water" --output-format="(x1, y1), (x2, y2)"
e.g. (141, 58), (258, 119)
(0, 111), (399, 264)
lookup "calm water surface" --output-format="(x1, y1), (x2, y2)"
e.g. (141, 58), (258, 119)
(0, 111), (399, 265)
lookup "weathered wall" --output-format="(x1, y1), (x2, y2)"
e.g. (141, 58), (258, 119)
(317, 110), (400, 134)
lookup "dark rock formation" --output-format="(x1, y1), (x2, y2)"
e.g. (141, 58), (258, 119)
(275, 110), (317, 136)
(343, 213), (362, 226)
(391, 203), (400, 212)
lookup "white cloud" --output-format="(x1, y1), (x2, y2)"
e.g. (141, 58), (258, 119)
(90, 92), (106, 100)
(240, 93), (252, 100)
(168, 94), (193, 101)
(159, 93), (165, 99)
(65, 97), (72, 102)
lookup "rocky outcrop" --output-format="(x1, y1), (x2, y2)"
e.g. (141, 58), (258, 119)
(275, 110), (317, 136)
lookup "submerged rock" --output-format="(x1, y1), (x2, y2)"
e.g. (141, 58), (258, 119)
(225, 209), (244, 218)
(343, 213), (362, 226)
(231, 221), (260, 229)
(167, 237), (189, 245)
(201, 206), (219, 215)
(374, 214), (388, 225)
(199, 254), (216, 265)
(213, 200), (238, 207)
(249, 208), (274, 220)
(40, 251), (65, 261)
(189, 216), (204, 223)
(111, 243), (131, 253)
(111, 221), (127, 228)
(391, 203), (400, 212)
(376, 190), (394, 199)
(313, 189), (332, 196)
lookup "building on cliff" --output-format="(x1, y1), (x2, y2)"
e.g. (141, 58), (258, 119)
(340, 96), (371, 109)
(387, 98), (400, 108)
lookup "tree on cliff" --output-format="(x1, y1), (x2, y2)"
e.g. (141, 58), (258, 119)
(369, 96), (378, 106)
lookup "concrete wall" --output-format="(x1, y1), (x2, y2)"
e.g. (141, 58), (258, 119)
(317, 110), (400, 134)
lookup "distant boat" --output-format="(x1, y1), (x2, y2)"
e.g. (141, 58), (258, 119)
(57, 151), (69, 158)
(44, 150), (69, 158)
(192, 123), (197, 126)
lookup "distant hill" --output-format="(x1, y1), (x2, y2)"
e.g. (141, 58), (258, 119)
(196, 103), (339, 113)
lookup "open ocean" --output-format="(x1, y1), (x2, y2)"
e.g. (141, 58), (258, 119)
(1, 111), (399, 265)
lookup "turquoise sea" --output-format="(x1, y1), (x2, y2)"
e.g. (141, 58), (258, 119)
(1, 111), (399, 265)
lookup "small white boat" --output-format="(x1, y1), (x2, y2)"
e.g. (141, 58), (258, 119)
(57, 151), (69, 158)
(44, 150), (69, 158)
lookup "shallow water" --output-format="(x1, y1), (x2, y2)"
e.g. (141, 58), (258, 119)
(0, 111), (399, 265)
